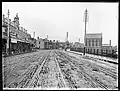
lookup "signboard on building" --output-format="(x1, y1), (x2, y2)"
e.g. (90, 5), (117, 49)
(11, 38), (17, 43)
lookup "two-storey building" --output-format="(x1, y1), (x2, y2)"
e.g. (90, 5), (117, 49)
(85, 33), (102, 54)
(2, 13), (34, 54)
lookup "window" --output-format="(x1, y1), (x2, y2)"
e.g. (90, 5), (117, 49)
(89, 40), (91, 46)
(91, 49), (92, 53)
(96, 40), (97, 46)
(85, 42), (87, 46)
(97, 49), (99, 54)
(99, 40), (101, 46)
(92, 39), (94, 46)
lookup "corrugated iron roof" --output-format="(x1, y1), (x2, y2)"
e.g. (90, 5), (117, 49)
(86, 33), (102, 38)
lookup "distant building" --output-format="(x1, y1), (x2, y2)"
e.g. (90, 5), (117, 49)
(59, 42), (65, 49)
(49, 40), (53, 49)
(102, 41), (117, 55)
(73, 42), (84, 48)
(102, 44), (113, 55)
(112, 45), (118, 52)
(44, 38), (49, 49)
(85, 33), (102, 54)
(36, 38), (45, 49)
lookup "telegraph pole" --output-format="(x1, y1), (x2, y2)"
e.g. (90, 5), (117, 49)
(6, 9), (10, 55)
(83, 9), (88, 55)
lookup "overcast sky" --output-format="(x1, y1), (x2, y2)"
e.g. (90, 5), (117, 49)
(2, 2), (118, 46)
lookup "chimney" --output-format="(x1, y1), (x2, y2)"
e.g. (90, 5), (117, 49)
(79, 38), (80, 42)
(33, 31), (35, 38)
(66, 32), (68, 41)
(109, 40), (111, 46)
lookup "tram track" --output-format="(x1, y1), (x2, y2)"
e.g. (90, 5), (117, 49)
(6, 51), (50, 88)
(3, 50), (118, 89)
(28, 51), (51, 88)
(55, 50), (116, 90)
(28, 51), (66, 88)
(65, 51), (117, 80)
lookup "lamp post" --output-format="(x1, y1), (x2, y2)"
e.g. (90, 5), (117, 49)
(6, 9), (10, 55)
(83, 8), (88, 55)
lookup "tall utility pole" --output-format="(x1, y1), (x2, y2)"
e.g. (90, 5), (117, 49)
(6, 9), (10, 55)
(83, 8), (88, 55)
(46, 35), (48, 49)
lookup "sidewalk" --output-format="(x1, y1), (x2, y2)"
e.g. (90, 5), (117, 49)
(69, 51), (118, 64)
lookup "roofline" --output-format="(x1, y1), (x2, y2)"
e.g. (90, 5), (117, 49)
(86, 33), (102, 35)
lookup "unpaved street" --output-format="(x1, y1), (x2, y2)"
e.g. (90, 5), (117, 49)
(2, 50), (118, 90)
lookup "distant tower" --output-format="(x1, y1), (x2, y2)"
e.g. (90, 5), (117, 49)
(47, 35), (48, 39)
(66, 32), (68, 42)
(33, 31), (35, 38)
(109, 40), (111, 46)
(79, 38), (80, 42)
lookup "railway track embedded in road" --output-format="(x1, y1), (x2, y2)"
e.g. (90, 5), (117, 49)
(55, 51), (117, 90)
(66, 51), (118, 80)
(7, 51), (51, 88)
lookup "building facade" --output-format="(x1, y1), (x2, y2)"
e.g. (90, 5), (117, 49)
(85, 33), (102, 54)
(73, 42), (84, 48)
(36, 38), (45, 49)
(36, 38), (49, 49)
(2, 13), (34, 54)
(101, 41), (117, 56)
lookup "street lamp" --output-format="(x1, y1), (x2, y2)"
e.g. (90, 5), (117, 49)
(83, 8), (88, 55)
(6, 9), (10, 55)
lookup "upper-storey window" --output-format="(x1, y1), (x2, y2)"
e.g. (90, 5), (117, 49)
(92, 39), (94, 46)
(89, 39), (91, 46)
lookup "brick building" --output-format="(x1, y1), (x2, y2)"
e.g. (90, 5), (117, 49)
(85, 33), (102, 54)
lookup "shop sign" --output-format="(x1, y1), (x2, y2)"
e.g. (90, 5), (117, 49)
(11, 38), (17, 43)
(17, 39), (24, 42)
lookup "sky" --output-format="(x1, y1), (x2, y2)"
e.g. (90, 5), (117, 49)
(2, 2), (118, 46)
